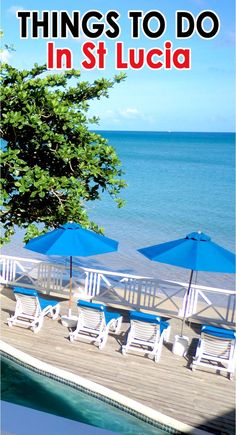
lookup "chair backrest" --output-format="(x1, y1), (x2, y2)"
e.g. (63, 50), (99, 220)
(202, 333), (235, 360)
(131, 320), (160, 343)
(14, 287), (40, 317)
(77, 300), (106, 330)
(130, 311), (162, 342)
(201, 326), (236, 360)
(80, 308), (104, 329)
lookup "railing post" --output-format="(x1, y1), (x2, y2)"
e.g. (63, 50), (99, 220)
(46, 264), (52, 294)
(2, 258), (6, 283)
(187, 286), (195, 317)
(192, 287), (198, 314)
(226, 294), (231, 323)
(136, 280), (142, 310)
(84, 271), (90, 295)
(230, 294), (236, 324)
(178, 286), (187, 317)
(96, 274), (101, 297)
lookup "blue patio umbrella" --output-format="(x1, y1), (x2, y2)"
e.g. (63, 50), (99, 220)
(25, 222), (118, 315)
(138, 231), (235, 335)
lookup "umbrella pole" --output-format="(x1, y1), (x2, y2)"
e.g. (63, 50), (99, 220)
(68, 256), (73, 317)
(180, 269), (194, 336)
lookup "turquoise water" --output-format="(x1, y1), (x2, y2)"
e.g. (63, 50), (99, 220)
(87, 131), (235, 289)
(1, 356), (168, 435)
(2, 131), (235, 289)
(89, 131), (235, 249)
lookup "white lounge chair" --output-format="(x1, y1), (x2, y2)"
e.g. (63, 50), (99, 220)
(7, 287), (60, 333)
(122, 311), (171, 363)
(192, 325), (236, 379)
(69, 300), (123, 349)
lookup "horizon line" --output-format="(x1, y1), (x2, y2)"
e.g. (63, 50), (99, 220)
(93, 129), (235, 134)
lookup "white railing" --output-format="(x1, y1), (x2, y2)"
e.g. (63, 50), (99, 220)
(0, 254), (235, 325)
(0, 255), (88, 297)
(179, 283), (236, 324)
(0, 255), (41, 287)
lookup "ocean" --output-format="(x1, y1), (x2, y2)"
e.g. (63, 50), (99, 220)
(2, 131), (235, 290)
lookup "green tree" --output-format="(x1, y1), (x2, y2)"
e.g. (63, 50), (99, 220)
(0, 63), (126, 244)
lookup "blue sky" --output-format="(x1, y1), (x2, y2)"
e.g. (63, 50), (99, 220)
(1, 0), (235, 132)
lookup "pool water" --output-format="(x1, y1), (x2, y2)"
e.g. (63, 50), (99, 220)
(1, 356), (172, 435)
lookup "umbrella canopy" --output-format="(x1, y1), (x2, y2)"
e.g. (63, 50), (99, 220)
(138, 231), (235, 336)
(25, 222), (118, 256)
(25, 222), (118, 315)
(138, 231), (235, 273)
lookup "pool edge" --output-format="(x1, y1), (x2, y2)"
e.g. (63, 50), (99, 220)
(0, 340), (209, 435)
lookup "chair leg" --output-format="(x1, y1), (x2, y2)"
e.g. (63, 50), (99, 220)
(69, 332), (75, 342)
(164, 325), (171, 343)
(44, 304), (60, 320)
(7, 316), (15, 327)
(121, 345), (127, 355)
(121, 329), (133, 355)
(109, 316), (123, 334)
(154, 350), (161, 363)
(191, 353), (201, 371)
(98, 328), (109, 350)
(228, 362), (234, 380)
(69, 324), (80, 342)
(69, 321), (82, 342)
(50, 304), (60, 320)
(32, 316), (44, 333)
(152, 335), (163, 363)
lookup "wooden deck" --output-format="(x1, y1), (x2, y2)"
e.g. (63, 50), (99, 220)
(1, 287), (235, 434)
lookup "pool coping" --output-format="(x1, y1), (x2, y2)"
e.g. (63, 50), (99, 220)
(0, 340), (209, 435)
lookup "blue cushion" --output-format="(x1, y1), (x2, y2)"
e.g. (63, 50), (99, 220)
(202, 325), (236, 340)
(38, 297), (59, 310)
(130, 311), (169, 335)
(13, 287), (59, 310)
(160, 320), (169, 334)
(130, 311), (161, 324)
(104, 311), (122, 325)
(77, 300), (105, 312)
(14, 287), (38, 297)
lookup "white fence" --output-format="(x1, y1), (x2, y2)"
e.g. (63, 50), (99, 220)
(0, 254), (235, 325)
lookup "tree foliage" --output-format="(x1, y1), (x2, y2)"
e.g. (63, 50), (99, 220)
(0, 63), (126, 244)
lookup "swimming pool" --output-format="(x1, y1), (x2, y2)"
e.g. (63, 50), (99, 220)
(1, 355), (177, 434)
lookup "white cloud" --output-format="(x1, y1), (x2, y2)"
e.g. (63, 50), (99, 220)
(8, 5), (24, 15)
(119, 108), (139, 118)
(103, 107), (140, 122)
(102, 107), (156, 126)
(0, 49), (11, 63)
(104, 109), (115, 118)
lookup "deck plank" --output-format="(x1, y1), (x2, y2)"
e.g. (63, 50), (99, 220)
(1, 288), (235, 434)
